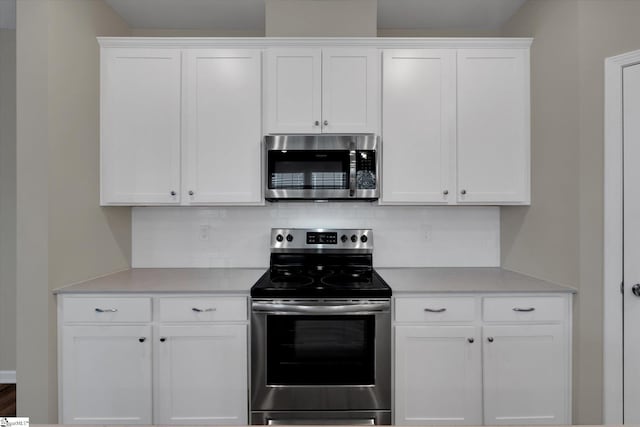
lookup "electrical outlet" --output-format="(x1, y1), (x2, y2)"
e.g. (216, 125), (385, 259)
(423, 225), (433, 241)
(199, 224), (210, 241)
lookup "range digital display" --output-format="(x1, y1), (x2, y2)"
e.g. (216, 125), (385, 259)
(307, 232), (338, 245)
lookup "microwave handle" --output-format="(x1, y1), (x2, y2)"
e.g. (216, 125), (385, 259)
(349, 140), (357, 197)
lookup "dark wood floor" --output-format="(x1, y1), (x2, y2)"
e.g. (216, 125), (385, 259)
(0, 384), (16, 416)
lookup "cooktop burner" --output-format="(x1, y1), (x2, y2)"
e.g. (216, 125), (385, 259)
(250, 228), (391, 298)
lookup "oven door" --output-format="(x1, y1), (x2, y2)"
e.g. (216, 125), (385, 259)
(251, 300), (391, 412)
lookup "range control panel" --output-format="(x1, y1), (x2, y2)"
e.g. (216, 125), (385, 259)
(271, 228), (373, 252)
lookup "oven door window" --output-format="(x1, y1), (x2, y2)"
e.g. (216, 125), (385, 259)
(266, 315), (375, 386)
(268, 150), (350, 190)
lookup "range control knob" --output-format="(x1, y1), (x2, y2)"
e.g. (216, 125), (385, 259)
(341, 234), (348, 243)
(360, 235), (368, 243)
(351, 234), (358, 243)
(286, 234), (293, 242)
(276, 234), (284, 242)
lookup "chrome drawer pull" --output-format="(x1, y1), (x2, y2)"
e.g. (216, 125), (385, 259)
(95, 308), (118, 313)
(424, 308), (447, 313)
(192, 307), (216, 313)
(513, 307), (535, 312)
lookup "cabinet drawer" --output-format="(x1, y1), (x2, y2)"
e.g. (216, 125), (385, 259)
(63, 297), (151, 323)
(395, 297), (476, 322)
(158, 296), (247, 322)
(482, 296), (566, 322)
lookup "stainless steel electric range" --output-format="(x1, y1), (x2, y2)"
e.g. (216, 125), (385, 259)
(250, 228), (392, 426)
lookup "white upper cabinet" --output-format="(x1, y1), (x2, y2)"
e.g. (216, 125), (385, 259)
(322, 48), (380, 133)
(99, 39), (531, 206)
(381, 50), (456, 204)
(382, 46), (530, 205)
(183, 49), (262, 205)
(265, 47), (379, 134)
(265, 48), (322, 134)
(101, 48), (182, 205)
(100, 45), (263, 206)
(457, 49), (530, 204)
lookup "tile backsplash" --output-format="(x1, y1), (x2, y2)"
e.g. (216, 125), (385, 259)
(132, 204), (500, 268)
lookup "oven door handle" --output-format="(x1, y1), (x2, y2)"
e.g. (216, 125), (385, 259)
(252, 302), (390, 314)
(267, 418), (375, 425)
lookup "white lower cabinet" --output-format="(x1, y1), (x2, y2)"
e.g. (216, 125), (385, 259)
(61, 325), (153, 424)
(394, 294), (572, 426)
(58, 295), (248, 425)
(395, 325), (482, 425)
(156, 297), (249, 426)
(482, 324), (568, 425)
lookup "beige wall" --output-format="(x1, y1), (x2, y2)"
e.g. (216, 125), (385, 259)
(16, 0), (130, 421)
(501, 0), (640, 423)
(130, 28), (265, 37)
(378, 28), (500, 37)
(265, 0), (376, 37)
(0, 27), (16, 373)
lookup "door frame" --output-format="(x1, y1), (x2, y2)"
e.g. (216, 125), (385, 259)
(603, 48), (640, 424)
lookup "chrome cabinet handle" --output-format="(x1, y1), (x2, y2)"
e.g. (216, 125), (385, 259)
(468, 337), (474, 343)
(323, 120), (329, 126)
(460, 189), (467, 195)
(443, 190), (449, 195)
(487, 337), (494, 342)
(424, 308), (446, 313)
(138, 337), (146, 343)
(513, 307), (535, 312)
(314, 120), (320, 126)
(192, 307), (216, 313)
(170, 191), (176, 196)
(188, 190), (194, 196)
(160, 337), (167, 342)
(95, 308), (118, 313)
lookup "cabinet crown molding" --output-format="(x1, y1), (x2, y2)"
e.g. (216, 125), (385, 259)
(97, 37), (533, 49)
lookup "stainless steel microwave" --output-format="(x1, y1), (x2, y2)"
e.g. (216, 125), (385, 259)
(264, 134), (379, 201)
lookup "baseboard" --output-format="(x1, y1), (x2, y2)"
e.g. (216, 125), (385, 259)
(0, 370), (16, 384)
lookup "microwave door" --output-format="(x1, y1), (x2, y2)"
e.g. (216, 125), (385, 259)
(266, 149), (351, 199)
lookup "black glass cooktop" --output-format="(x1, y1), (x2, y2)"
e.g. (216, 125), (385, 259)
(251, 253), (392, 298)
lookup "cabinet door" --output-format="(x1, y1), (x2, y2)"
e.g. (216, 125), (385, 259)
(265, 48), (322, 134)
(183, 50), (262, 204)
(156, 324), (248, 425)
(457, 49), (530, 204)
(483, 324), (569, 425)
(61, 325), (152, 424)
(395, 325), (482, 425)
(101, 48), (181, 205)
(381, 50), (456, 204)
(322, 48), (379, 134)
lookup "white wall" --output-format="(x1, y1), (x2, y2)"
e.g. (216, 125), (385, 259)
(133, 205), (500, 268)
(0, 27), (16, 373)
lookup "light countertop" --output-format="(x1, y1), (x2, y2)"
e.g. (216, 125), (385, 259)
(54, 267), (575, 295)
(377, 267), (575, 294)
(53, 268), (266, 294)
